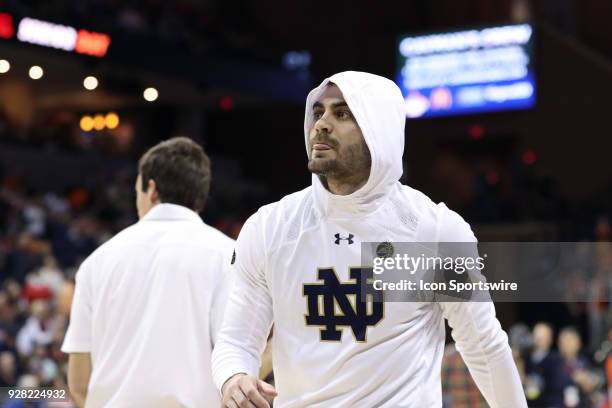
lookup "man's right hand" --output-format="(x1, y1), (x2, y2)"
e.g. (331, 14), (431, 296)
(221, 373), (277, 408)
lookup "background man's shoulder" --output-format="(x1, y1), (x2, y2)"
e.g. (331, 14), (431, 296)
(198, 223), (236, 262)
(81, 223), (140, 265)
(249, 186), (313, 229)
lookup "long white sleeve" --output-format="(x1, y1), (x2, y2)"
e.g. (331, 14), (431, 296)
(437, 205), (527, 408)
(211, 213), (274, 392)
(440, 301), (526, 407)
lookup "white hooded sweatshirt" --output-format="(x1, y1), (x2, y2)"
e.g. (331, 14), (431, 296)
(212, 72), (526, 407)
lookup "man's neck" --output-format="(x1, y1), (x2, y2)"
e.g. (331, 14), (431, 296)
(325, 174), (368, 196)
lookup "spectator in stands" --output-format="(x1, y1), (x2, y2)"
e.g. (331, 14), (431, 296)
(16, 300), (54, 356)
(0, 351), (17, 387)
(525, 322), (571, 407)
(0, 289), (21, 338)
(559, 326), (602, 406)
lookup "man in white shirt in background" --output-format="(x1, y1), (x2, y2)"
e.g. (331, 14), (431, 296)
(212, 72), (527, 407)
(62, 137), (235, 407)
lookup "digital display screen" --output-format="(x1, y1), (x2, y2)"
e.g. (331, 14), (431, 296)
(396, 24), (536, 119)
(0, 13), (111, 58)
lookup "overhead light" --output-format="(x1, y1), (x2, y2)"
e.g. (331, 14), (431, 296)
(0, 59), (9, 74)
(143, 87), (158, 102)
(0, 13), (15, 40)
(219, 96), (234, 111)
(105, 112), (119, 129)
(28, 65), (43, 80)
(522, 150), (537, 165)
(80, 116), (94, 131)
(93, 114), (105, 131)
(83, 76), (98, 90)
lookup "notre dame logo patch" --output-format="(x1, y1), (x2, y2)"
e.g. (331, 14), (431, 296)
(303, 267), (384, 342)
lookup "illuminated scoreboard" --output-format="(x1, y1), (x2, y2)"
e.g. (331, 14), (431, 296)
(0, 12), (111, 58)
(396, 24), (536, 119)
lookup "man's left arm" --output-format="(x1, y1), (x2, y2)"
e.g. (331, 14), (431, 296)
(437, 205), (527, 408)
(67, 353), (91, 408)
(440, 300), (526, 407)
(61, 258), (94, 406)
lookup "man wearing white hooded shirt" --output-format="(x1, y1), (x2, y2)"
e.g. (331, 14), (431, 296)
(212, 72), (527, 407)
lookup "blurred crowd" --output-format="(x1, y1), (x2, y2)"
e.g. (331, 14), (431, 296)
(442, 322), (612, 407)
(0, 169), (131, 404)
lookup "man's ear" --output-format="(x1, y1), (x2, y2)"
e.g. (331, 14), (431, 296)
(147, 179), (160, 203)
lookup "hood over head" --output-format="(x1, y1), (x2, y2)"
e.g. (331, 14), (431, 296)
(303, 71), (406, 216)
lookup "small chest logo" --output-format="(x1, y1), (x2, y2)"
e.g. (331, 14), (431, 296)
(376, 242), (394, 258)
(334, 233), (355, 245)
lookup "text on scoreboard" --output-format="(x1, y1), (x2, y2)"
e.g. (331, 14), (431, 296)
(396, 24), (535, 119)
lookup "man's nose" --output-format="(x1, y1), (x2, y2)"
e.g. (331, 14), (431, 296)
(314, 113), (332, 134)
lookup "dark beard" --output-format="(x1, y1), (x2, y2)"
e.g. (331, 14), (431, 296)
(307, 156), (337, 176)
(307, 141), (371, 178)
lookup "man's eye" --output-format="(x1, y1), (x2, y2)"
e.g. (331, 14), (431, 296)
(313, 111), (323, 120)
(337, 111), (350, 119)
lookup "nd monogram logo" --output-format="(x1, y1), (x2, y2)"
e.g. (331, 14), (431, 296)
(303, 267), (384, 342)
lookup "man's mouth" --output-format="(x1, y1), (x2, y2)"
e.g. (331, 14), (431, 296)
(313, 143), (332, 151)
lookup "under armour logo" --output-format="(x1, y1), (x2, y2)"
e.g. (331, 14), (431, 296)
(334, 233), (354, 245)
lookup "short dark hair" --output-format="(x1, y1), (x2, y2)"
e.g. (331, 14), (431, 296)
(138, 137), (211, 212)
(559, 326), (580, 338)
